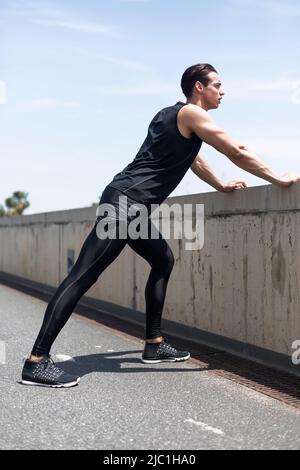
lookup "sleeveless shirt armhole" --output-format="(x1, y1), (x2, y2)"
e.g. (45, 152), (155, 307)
(174, 107), (195, 142)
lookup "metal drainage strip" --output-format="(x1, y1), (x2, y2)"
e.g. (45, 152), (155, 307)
(189, 351), (300, 409)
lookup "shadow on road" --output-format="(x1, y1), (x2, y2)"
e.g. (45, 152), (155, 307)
(55, 351), (208, 376)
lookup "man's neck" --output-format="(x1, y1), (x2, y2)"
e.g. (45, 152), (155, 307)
(186, 97), (208, 111)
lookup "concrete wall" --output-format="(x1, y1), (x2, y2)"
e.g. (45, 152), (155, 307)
(0, 183), (299, 358)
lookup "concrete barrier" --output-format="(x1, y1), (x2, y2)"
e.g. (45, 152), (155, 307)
(0, 183), (299, 373)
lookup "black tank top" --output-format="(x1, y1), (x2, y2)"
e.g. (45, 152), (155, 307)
(108, 101), (203, 206)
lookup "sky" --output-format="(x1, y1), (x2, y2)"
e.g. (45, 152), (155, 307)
(0, 0), (299, 215)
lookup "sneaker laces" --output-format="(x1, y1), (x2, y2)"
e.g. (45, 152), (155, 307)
(44, 356), (63, 375)
(158, 340), (177, 355)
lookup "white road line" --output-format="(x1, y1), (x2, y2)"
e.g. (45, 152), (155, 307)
(185, 418), (224, 436)
(54, 354), (75, 362)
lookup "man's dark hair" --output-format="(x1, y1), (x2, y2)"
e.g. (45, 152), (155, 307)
(181, 63), (218, 98)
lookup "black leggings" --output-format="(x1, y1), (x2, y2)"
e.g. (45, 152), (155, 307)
(31, 186), (175, 356)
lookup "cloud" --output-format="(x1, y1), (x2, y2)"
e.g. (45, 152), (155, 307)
(227, 0), (300, 17)
(27, 98), (80, 110)
(5, 1), (115, 35)
(32, 18), (111, 34)
(241, 138), (300, 162)
(246, 78), (297, 91)
(262, 0), (300, 16)
(120, 0), (151, 3)
(2, 1), (68, 20)
(0, 80), (7, 105)
(225, 76), (300, 100)
(76, 48), (152, 72)
(95, 81), (178, 96)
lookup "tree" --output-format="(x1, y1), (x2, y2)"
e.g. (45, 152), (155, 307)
(0, 191), (30, 217)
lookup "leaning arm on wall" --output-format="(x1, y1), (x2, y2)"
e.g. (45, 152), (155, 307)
(186, 107), (300, 187)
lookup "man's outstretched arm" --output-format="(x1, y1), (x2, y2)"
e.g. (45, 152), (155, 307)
(191, 154), (247, 192)
(184, 105), (300, 188)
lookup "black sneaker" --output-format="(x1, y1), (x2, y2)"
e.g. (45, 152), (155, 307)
(141, 340), (190, 364)
(21, 355), (80, 388)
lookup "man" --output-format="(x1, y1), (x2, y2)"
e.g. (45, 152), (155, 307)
(21, 63), (300, 388)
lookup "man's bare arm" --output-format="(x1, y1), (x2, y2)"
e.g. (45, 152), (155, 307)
(191, 154), (246, 192)
(184, 105), (300, 187)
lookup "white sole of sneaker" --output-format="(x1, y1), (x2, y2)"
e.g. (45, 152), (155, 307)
(141, 353), (190, 364)
(21, 377), (80, 388)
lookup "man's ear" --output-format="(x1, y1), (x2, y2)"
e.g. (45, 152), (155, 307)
(195, 80), (204, 93)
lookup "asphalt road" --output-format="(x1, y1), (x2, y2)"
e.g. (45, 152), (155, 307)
(0, 283), (299, 450)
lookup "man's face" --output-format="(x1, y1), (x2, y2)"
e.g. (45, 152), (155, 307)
(197, 72), (225, 110)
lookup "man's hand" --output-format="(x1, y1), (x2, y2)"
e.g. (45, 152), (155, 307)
(276, 172), (300, 188)
(220, 180), (247, 192)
